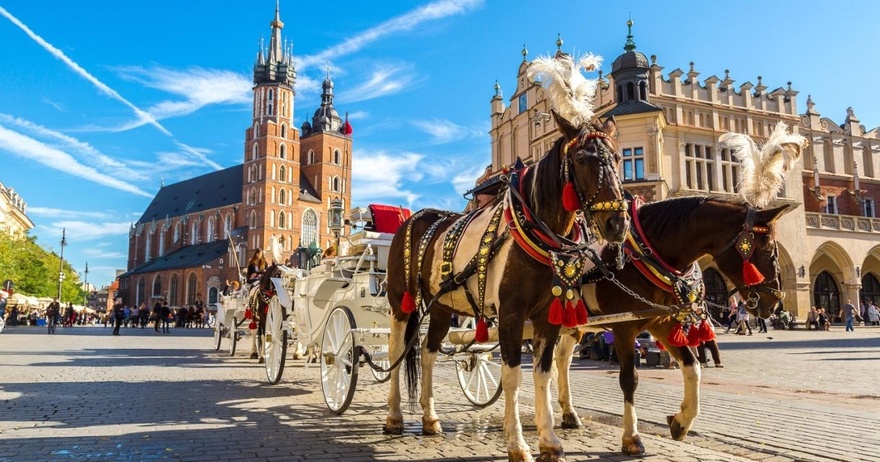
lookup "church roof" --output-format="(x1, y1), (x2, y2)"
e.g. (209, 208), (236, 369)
(136, 165), (243, 224)
(299, 171), (321, 203)
(119, 240), (230, 277)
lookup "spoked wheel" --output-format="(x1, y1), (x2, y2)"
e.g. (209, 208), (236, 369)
(229, 317), (238, 356)
(320, 305), (359, 414)
(455, 349), (503, 408)
(263, 295), (288, 384)
(369, 345), (391, 383)
(214, 321), (224, 351)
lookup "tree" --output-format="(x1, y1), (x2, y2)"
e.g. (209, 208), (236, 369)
(0, 232), (85, 302)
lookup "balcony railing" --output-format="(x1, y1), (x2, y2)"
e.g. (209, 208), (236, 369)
(805, 212), (880, 233)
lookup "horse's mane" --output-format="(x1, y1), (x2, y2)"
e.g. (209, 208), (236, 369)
(637, 195), (748, 241)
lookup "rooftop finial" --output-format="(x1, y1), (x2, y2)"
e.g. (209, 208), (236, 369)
(556, 33), (563, 51)
(521, 44), (528, 61)
(624, 16), (636, 52)
(494, 80), (501, 97)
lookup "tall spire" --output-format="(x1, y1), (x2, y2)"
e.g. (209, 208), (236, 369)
(253, 2), (295, 87)
(268, 0), (284, 63)
(624, 17), (636, 52)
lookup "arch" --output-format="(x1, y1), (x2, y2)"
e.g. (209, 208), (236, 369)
(206, 216), (215, 243)
(145, 233), (152, 261)
(208, 287), (219, 306)
(615, 84), (623, 102)
(626, 82), (635, 101)
(280, 165), (286, 182)
(224, 214), (232, 237)
(308, 149), (315, 164)
(333, 149), (341, 165)
(152, 274), (162, 298)
(249, 210), (257, 229)
(186, 272), (198, 305)
(169, 273), (179, 306)
(861, 273), (880, 306)
(702, 267), (728, 321)
(279, 143), (287, 159)
(174, 222), (181, 242)
(158, 230), (165, 257)
(280, 124), (287, 139)
(251, 143), (259, 161)
(279, 188), (286, 205)
(279, 210), (286, 228)
(301, 209), (318, 247)
(639, 81), (647, 100)
(812, 241), (856, 281)
(813, 271), (841, 320)
(190, 221), (199, 245)
(252, 121), (259, 139)
(776, 243), (796, 303)
(136, 276), (146, 308)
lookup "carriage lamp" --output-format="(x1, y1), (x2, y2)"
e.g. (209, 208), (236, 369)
(329, 197), (344, 250)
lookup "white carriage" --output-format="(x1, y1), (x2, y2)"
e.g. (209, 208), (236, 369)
(255, 205), (504, 414)
(214, 286), (252, 357)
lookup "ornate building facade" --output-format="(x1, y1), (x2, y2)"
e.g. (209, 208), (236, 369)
(489, 24), (880, 321)
(0, 180), (34, 237)
(118, 6), (352, 309)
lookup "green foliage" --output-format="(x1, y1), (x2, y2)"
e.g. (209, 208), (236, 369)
(0, 232), (86, 303)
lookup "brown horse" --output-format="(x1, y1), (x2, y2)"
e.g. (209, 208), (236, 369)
(557, 195), (788, 455)
(384, 113), (629, 462)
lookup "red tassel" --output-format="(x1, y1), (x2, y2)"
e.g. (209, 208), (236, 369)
(575, 299), (588, 325)
(548, 298), (563, 325)
(248, 320), (257, 330)
(475, 318), (489, 343)
(655, 340), (666, 351)
(686, 325), (702, 347)
(562, 300), (577, 328)
(562, 182), (581, 212)
(742, 260), (765, 286)
(698, 321), (716, 342)
(244, 308), (252, 320)
(667, 323), (688, 347)
(401, 291), (416, 314)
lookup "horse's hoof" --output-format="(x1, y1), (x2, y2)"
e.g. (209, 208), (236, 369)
(621, 435), (646, 455)
(421, 418), (443, 435)
(258, 357), (265, 364)
(249, 352), (258, 360)
(561, 411), (581, 429)
(507, 450), (535, 462)
(382, 419), (404, 435)
(537, 446), (565, 462)
(667, 415), (687, 441)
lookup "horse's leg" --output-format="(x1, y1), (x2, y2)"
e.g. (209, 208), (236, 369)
(666, 344), (701, 440)
(532, 329), (564, 462)
(614, 330), (645, 456)
(383, 314), (408, 434)
(419, 311), (452, 435)
(499, 322), (533, 462)
(257, 321), (265, 364)
(249, 325), (259, 360)
(555, 333), (582, 429)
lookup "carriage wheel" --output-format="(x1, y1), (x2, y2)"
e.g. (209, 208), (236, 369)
(369, 345), (391, 383)
(456, 350), (503, 408)
(229, 317), (238, 356)
(320, 306), (359, 414)
(263, 295), (288, 384)
(213, 320), (223, 351)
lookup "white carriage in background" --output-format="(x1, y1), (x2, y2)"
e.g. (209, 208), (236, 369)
(218, 204), (504, 414)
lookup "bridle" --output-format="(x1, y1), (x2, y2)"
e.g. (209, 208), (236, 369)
(720, 207), (785, 307)
(562, 130), (628, 217)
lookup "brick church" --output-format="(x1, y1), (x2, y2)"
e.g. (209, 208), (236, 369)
(118, 5), (352, 310)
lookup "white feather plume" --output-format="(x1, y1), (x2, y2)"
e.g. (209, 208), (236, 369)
(720, 123), (808, 208)
(269, 235), (282, 265)
(526, 52), (602, 127)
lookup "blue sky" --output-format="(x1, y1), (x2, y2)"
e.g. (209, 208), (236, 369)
(1, 0), (878, 288)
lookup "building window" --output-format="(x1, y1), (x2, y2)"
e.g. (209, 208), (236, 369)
(279, 211), (286, 229)
(626, 82), (635, 101)
(333, 149), (341, 165)
(249, 211), (257, 229)
(301, 209), (318, 247)
(174, 222), (181, 243)
(308, 150), (315, 164)
(251, 144), (258, 161)
(145, 233), (152, 261)
(684, 143), (715, 191)
(518, 93), (527, 114)
(864, 199), (875, 218)
(169, 273), (179, 306)
(136, 277), (145, 307)
(152, 275), (162, 298)
(206, 217), (215, 243)
(187, 273), (197, 305)
(826, 196), (838, 214)
(190, 221), (199, 245)
(279, 144), (287, 159)
(224, 214), (232, 238)
(281, 124), (287, 139)
(158, 231), (165, 257)
(720, 148), (740, 193)
(279, 188), (286, 205)
(622, 147), (645, 181)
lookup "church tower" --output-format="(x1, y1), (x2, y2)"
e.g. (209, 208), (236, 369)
(241, 2), (300, 255)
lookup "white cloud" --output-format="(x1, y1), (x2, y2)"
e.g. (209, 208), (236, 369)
(0, 5), (170, 136)
(409, 118), (486, 145)
(81, 248), (127, 259)
(337, 63), (422, 103)
(28, 208), (113, 220)
(352, 151), (424, 206)
(0, 124), (152, 198)
(297, 0), (484, 70)
(37, 220), (132, 242)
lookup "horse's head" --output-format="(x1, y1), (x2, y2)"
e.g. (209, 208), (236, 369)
(554, 112), (628, 243)
(713, 204), (789, 318)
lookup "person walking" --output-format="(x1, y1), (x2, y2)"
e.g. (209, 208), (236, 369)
(153, 299), (163, 332)
(111, 298), (125, 335)
(841, 300), (857, 332)
(735, 301), (752, 335)
(867, 301), (880, 326)
(161, 300), (172, 334)
(756, 314), (768, 333)
(725, 299), (738, 333)
(139, 302), (149, 328)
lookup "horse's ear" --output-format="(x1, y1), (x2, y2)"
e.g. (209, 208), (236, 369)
(756, 204), (789, 224)
(551, 110), (580, 139)
(602, 115), (617, 138)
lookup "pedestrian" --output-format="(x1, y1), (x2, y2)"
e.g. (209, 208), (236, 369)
(139, 302), (149, 328)
(735, 301), (752, 335)
(161, 300), (172, 334)
(153, 299), (162, 332)
(756, 313), (768, 333)
(867, 302), (880, 326)
(111, 298), (125, 335)
(841, 299), (857, 332)
(725, 298), (738, 333)
(817, 308), (831, 331)
(806, 306), (818, 330)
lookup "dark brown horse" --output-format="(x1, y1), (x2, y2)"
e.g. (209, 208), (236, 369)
(556, 195), (788, 455)
(384, 113), (629, 462)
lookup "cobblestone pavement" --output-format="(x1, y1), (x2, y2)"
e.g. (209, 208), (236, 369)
(0, 324), (877, 461)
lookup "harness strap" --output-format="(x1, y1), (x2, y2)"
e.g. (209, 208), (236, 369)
(440, 210), (478, 280)
(413, 217), (449, 310)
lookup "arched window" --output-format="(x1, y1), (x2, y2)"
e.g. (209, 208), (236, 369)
(281, 124), (287, 139)
(301, 209), (318, 247)
(187, 272), (197, 305)
(332, 176), (340, 192)
(169, 273), (179, 306)
(174, 222), (181, 242)
(279, 188), (286, 205)
(158, 230), (165, 256)
(280, 165), (286, 182)
(279, 211), (286, 228)
(249, 211), (257, 229)
(615, 84), (623, 102)
(251, 143), (258, 161)
(861, 273), (880, 306)
(152, 275), (162, 298)
(190, 221), (199, 245)
(813, 271), (841, 321)
(136, 277), (146, 307)
(626, 82), (635, 101)
(252, 121), (259, 140)
(308, 150), (315, 164)
(145, 233), (152, 261)
(702, 268), (728, 321)
(639, 81), (647, 100)
(279, 144), (287, 159)
(206, 216), (215, 243)
(333, 149), (341, 165)
(224, 214), (232, 237)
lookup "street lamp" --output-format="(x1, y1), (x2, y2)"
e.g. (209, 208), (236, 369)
(57, 228), (67, 302)
(329, 197), (344, 252)
(83, 262), (89, 305)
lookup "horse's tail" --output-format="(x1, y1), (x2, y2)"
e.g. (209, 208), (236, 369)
(403, 309), (421, 407)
